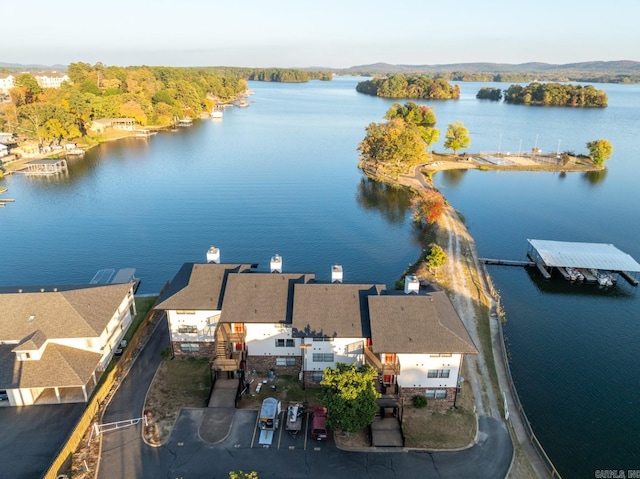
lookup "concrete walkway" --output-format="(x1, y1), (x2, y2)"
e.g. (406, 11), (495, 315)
(199, 378), (238, 443)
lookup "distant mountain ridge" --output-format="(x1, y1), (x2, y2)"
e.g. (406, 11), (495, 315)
(0, 62), (67, 71)
(342, 60), (640, 74)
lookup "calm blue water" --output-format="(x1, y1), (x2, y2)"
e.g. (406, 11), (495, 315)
(2, 77), (639, 478)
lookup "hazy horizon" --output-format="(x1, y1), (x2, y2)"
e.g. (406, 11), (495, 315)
(4, 0), (638, 68)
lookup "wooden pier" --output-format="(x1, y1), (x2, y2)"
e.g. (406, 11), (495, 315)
(481, 258), (535, 267)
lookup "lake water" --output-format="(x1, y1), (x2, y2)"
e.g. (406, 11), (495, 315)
(2, 77), (639, 478)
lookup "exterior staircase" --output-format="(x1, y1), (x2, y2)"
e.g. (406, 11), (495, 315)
(211, 323), (242, 372)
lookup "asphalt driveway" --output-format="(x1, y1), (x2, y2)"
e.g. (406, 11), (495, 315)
(0, 402), (84, 479)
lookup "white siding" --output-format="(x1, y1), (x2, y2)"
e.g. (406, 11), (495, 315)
(303, 338), (364, 371)
(245, 323), (300, 357)
(167, 310), (219, 342)
(396, 353), (462, 388)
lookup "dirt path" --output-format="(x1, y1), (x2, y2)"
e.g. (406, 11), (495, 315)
(440, 207), (500, 419)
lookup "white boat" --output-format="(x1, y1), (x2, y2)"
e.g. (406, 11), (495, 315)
(210, 110), (223, 119)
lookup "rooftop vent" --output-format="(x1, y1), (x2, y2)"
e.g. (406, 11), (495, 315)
(28, 314), (35, 323)
(331, 264), (343, 283)
(270, 254), (282, 273)
(206, 245), (220, 264)
(404, 275), (420, 295)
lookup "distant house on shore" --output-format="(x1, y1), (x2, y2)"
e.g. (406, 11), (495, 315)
(89, 118), (136, 134)
(34, 73), (69, 89)
(0, 75), (14, 93)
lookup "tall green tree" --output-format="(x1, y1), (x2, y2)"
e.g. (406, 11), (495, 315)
(586, 139), (613, 167)
(444, 121), (471, 156)
(320, 363), (379, 434)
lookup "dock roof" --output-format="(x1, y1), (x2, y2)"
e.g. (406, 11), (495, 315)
(528, 239), (640, 272)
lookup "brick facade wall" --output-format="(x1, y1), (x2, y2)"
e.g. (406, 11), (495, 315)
(171, 341), (215, 358)
(246, 355), (302, 377)
(400, 386), (457, 409)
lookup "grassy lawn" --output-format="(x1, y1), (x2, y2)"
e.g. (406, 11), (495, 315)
(143, 356), (212, 445)
(402, 380), (477, 449)
(124, 296), (158, 343)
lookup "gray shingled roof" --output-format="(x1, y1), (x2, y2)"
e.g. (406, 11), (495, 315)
(291, 283), (385, 338)
(0, 283), (134, 342)
(0, 342), (102, 389)
(220, 273), (315, 324)
(155, 263), (254, 311)
(368, 292), (478, 354)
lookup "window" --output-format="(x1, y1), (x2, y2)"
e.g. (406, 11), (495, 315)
(276, 338), (295, 347)
(178, 325), (198, 334)
(180, 343), (200, 353)
(427, 369), (450, 378)
(312, 372), (324, 383)
(312, 337), (334, 342)
(176, 310), (195, 315)
(276, 357), (296, 366)
(429, 353), (452, 358)
(312, 353), (334, 362)
(232, 323), (245, 333)
(426, 389), (447, 399)
(286, 339), (295, 347)
(275, 339), (285, 347)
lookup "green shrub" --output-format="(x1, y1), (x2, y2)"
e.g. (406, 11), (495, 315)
(413, 395), (428, 408)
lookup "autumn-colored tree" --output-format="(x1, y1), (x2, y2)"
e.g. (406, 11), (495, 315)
(411, 189), (446, 224)
(358, 118), (428, 179)
(586, 139), (613, 167)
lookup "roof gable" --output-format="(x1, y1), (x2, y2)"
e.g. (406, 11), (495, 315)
(292, 283), (385, 338)
(0, 283), (133, 341)
(221, 272), (315, 324)
(368, 292), (478, 354)
(0, 343), (102, 389)
(155, 263), (254, 311)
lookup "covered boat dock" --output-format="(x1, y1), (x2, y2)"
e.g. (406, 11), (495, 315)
(526, 239), (640, 286)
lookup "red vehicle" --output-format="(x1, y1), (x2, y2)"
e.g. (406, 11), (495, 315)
(310, 406), (328, 441)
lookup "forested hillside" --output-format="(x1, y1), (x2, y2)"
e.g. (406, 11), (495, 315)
(0, 62), (248, 142)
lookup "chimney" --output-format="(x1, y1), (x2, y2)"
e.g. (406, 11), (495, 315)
(270, 254), (282, 273)
(206, 245), (220, 264)
(404, 275), (420, 294)
(331, 264), (343, 283)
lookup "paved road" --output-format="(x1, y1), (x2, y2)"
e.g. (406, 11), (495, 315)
(99, 316), (513, 479)
(0, 402), (84, 479)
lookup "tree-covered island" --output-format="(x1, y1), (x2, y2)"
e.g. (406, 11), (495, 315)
(502, 82), (608, 107)
(356, 74), (460, 99)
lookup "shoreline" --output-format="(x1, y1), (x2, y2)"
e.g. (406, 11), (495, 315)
(363, 162), (556, 478)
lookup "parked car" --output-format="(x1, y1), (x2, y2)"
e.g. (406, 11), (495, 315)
(310, 406), (328, 441)
(0, 391), (8, 401)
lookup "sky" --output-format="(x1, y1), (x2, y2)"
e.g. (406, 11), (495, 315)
(3, 0), (640, 68)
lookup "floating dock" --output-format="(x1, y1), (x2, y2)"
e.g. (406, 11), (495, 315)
(527, 239), (640, 286)
(482, 240), (640, 286)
